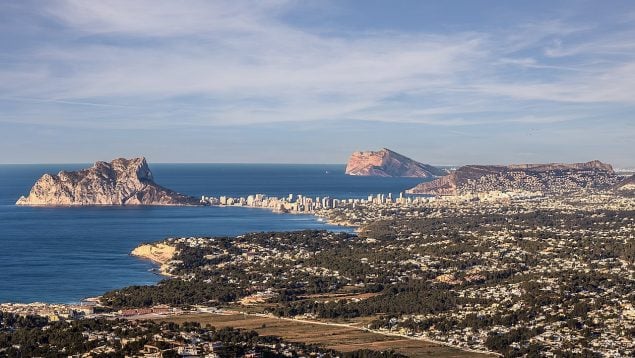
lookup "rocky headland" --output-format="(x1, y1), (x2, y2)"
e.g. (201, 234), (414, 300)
(345, 148), (447, 177)
(16, 157), (201, 206)
(131, 243), (177, 276)
(407, 160), (619, 195)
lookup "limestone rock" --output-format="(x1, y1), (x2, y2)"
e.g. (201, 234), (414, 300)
(345, 148), (447, 178)
(16, 157), (201, 206)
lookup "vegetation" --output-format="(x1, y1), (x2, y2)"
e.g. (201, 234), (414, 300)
(0, 312), (406, 358)
(97, 207), (634, 356)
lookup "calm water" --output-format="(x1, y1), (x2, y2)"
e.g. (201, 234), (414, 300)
(0, 164), (424, 303)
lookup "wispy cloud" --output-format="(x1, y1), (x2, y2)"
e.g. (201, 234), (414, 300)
(0, 0), (634, 130)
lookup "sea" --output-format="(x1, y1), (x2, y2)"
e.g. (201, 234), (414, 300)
(0, 164), (424, 304)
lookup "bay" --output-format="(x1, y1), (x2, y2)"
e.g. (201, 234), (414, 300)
(0, 164), (424, 303)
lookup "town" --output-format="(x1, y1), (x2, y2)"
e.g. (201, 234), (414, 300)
(199, 189), (544, 215)
(0, 309), (375, 358)
(109, 190), (635, 357)
(2, 190), (634, 357)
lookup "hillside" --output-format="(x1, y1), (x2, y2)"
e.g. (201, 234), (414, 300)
(407, 160), (617, 195)
(345, 148), (446, 178)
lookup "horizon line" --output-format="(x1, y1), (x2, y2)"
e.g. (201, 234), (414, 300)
(1, 162), (633, 171)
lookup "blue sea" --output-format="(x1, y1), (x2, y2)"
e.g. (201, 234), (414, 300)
(0, 164), (424, 303)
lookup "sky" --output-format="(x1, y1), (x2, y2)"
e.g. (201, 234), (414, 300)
(0, 0), (633, 167)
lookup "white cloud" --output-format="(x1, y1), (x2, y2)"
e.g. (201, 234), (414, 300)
(44, 0), (285, 36)
(0, 0), (634, 128)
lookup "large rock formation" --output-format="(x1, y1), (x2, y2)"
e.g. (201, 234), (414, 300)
(407, 160), (618, 196)
(345, 148), (447, 178)
(16, 157), (201, 206)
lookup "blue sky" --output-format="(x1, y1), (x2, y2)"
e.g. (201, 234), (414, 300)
(0, 0), (633, 166)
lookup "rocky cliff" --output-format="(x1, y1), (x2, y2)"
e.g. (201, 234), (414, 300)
(345, 148), (447, 177)
(407, 160), (618, 195)
(16, 157), (201, 206)
(131, 243), (177, 276)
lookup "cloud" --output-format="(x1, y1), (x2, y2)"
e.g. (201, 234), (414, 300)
(0, 0), (634, 130)
(471, 61), (635, 104)
(43, 0), (285, 36)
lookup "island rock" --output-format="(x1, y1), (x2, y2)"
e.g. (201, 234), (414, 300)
(345, 148), (447, 177)
(16, 157), (201, 206)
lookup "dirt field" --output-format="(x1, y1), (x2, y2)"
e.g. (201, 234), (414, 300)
(157, 313), (492, 358)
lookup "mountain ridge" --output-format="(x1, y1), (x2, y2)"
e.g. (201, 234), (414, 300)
(407, 160), (618, 195)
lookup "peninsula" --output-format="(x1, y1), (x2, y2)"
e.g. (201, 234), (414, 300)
(131, 242), (177, 276)
(345, 148), (447, 177)
(16, 157), (201, 206)
(407, 160), (618, 195)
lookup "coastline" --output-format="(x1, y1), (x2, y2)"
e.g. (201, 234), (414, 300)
(213, 203), (361, 232)
(130, 243), (177, 278)
(15, 202), (204, 207)
(126, 206), (359, 279)
(4, 205), (496, 356)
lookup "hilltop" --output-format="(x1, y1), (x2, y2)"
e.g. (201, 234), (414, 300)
(16, 157), (201, 206)
(345, 148), (447, 178)
(407, 160), (618, 195)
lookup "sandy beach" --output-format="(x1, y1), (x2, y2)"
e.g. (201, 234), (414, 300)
(130, 243), (177, 277)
